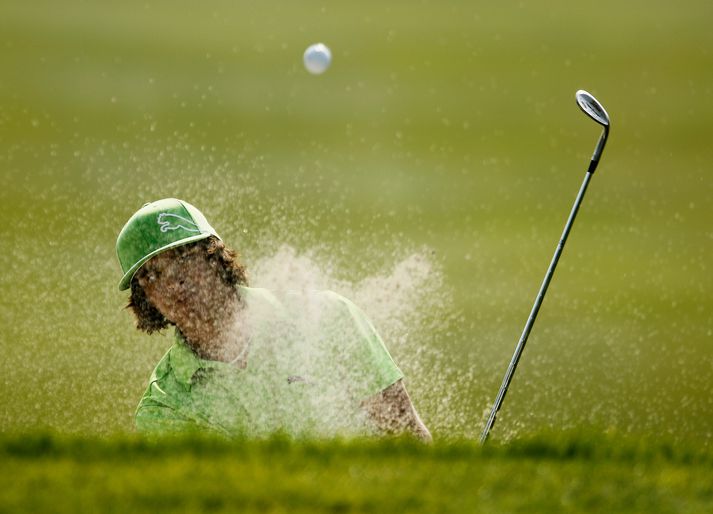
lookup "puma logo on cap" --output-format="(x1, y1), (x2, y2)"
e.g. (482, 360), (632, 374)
(157, 213), (201, 233)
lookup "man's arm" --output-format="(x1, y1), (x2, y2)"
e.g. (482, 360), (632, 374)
(361, 379), (432, 442)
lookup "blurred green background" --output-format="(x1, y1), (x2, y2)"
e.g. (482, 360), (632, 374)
(0, 0), (711, 443)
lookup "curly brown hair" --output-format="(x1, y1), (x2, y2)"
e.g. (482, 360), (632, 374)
(126, 236), (248, 334)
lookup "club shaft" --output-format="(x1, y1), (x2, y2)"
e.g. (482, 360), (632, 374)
(588, 128), (609, 174)
(479, 170), (594, 445)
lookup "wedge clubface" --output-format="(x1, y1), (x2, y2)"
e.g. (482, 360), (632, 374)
(576, 89), (610, 173)
(479, 90), (611, 444)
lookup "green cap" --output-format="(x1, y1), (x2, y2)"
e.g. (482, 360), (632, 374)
(116, 198), (220, 291)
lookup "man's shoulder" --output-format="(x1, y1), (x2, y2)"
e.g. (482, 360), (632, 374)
(136, 340), (189, 415)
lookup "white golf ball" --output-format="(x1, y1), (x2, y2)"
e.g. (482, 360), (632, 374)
(303, 43), (332, 75)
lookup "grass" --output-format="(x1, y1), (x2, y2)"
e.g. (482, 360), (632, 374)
(2, 431), (712, 513)
(2, 3), (710, 509)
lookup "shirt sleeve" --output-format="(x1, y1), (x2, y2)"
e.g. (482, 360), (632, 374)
(322, 292), (404, 401)
(135, 400), (226, 435)
(135, 404), (200, 433)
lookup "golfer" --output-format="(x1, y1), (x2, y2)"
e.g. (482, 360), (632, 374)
(116, 198), (431, 441)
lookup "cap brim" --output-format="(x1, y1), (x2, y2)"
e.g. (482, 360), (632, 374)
(118, 232), (214, 291)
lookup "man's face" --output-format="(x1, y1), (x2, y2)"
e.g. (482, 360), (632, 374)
(136, 244), (232, 329)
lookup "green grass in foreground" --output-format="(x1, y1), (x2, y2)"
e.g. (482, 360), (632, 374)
(1, 432), (712, 513)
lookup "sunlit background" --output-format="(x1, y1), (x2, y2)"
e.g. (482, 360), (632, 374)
(1, 0), (711, 444)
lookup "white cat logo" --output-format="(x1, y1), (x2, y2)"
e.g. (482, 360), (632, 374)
(157, 213), (201, 233)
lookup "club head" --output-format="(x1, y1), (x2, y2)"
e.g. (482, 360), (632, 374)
(576, 90), (610, 127)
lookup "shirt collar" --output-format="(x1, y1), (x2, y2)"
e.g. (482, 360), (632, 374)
(170, 331), (242, 386)
(169, 332), (204, 386)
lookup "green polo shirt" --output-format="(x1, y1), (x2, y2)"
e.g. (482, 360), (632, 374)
(135, 286), (403, 437)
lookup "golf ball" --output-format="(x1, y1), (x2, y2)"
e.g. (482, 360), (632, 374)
(303, 43), (332, 75)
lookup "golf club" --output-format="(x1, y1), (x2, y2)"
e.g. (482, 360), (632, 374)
(479, 89), (611, 444)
